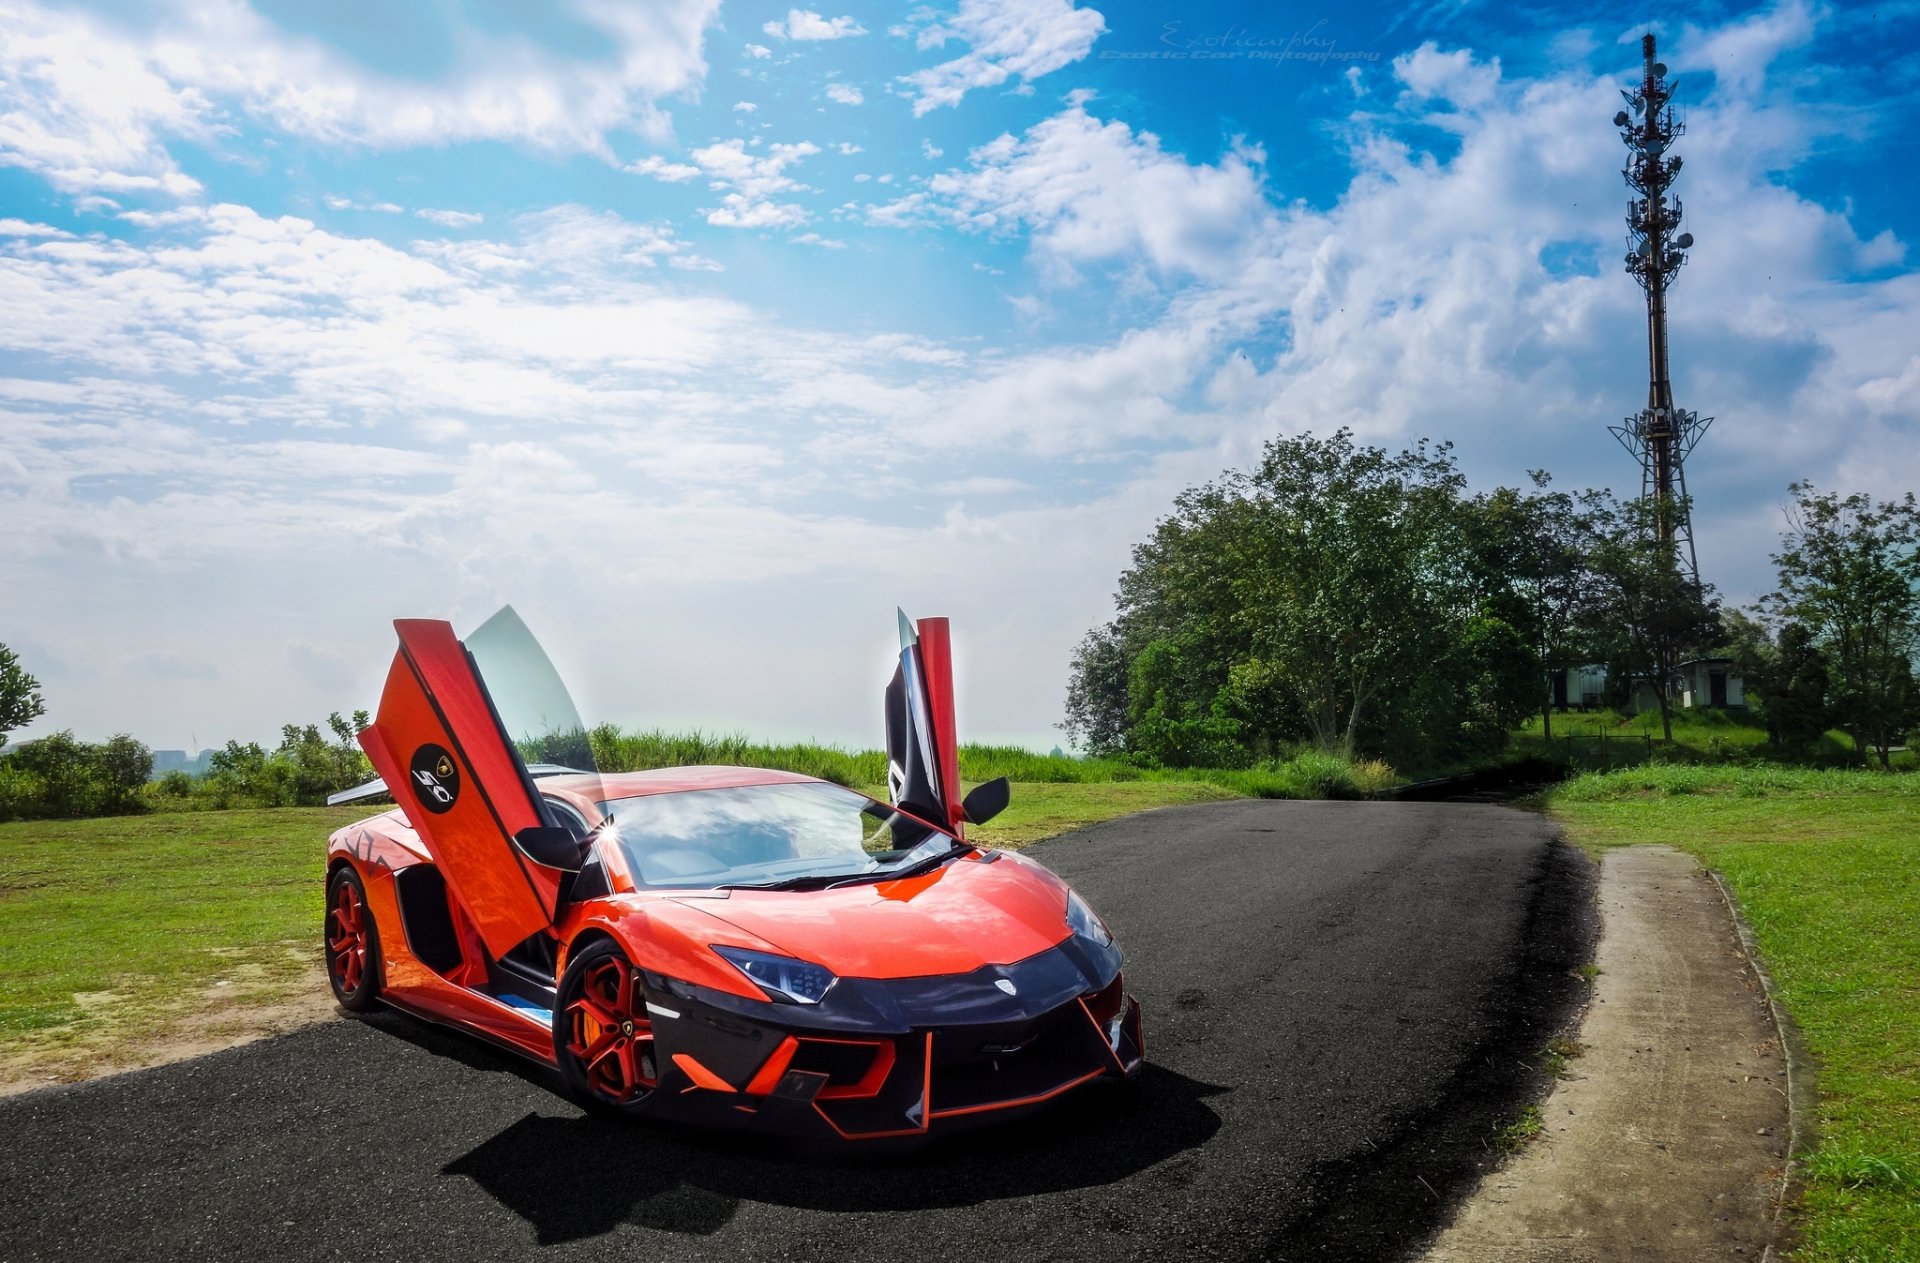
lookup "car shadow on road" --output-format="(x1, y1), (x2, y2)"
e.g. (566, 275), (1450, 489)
(439, 1062), (1227, 1246)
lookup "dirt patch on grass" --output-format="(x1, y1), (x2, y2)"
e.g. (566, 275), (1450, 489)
(0, 964), (338, 1097)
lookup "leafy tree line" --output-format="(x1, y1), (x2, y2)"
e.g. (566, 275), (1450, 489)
(0, 680), (372, 820)
(155, 711), (375, 809)
(1064, 431), (1915, 771)
(0, 732), (154, 819)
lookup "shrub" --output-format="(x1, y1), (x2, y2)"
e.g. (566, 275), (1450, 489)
(0, 765), (48, 820)
(0, 731), (152, 820)
(161, 713), (371, 810)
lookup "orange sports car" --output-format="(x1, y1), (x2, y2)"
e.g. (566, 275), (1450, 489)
(323, 608), (1143, 1139)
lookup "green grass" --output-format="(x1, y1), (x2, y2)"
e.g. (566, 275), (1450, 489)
(0, 808), (364, 1079)
(1489, 1104), (1545, 1154)
(1511, 708), (1910, 774)
(1545, 765), (1920, 1261)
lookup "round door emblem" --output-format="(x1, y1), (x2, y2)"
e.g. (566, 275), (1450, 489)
(408, 744), (460, 814)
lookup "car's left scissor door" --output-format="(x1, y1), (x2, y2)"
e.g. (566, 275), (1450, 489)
(358, 618), (565, 960)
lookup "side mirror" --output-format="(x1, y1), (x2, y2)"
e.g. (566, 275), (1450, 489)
(514, 825), (582, 872)
(960, 777), (1011, 826)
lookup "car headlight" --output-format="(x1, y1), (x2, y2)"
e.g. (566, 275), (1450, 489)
(711, 945), (837, 1005)
(1066, 890), (1112, 948)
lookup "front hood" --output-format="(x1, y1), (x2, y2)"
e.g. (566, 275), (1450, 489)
(676, 851), (1074, 980)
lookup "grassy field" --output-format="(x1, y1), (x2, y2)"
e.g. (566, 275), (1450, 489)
(1510, 707), (1906, 773)
(1545, 765), (1920, 1262)
(0, 780), (1238, 1085)
(0, 807), (364, 1085)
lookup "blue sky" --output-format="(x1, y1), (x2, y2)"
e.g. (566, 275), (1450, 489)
(2, 0), (1917, 752)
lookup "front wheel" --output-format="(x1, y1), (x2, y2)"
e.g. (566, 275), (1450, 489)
(325, 866), (380, 1011)
(554, 939), (659, 1115)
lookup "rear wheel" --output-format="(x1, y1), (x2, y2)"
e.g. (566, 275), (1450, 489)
(325, 866), (380, 1011)
(555, 939), (658, 1115)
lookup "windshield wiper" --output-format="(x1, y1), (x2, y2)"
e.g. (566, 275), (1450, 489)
(715, 875), (847, 891)
(716, 841), (973, 892)
(829, 840), (972, 888)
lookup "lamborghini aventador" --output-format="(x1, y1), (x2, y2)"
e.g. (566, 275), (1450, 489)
(322, 607), (1143, 1138)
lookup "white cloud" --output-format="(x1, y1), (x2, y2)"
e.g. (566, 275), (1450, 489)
(325, 195), (404, 213)
(688, 139), (816, 190)
(837, 142), (864, 154)
(763, 9), (868, 41)
(1393, 43), (1502, 108)
(688, 137), (821, 227)
(744, 42), (773, 59)
(705, 193), (810, 228)
(898, 0), (1106, 115)
(1679, 0), (1818, 99)
(886, 102), (1275, 284)
(0, 3), (209, 197)
(0, 218), (72, 238)
(626, 154), (702, 182)
(922, 139), (945, 159)
(0, 0), (721, 197)
(734, 100), (759, 112)
(416, 208), (484, 228)
(117, 206), (210, 228)
(825, 82), (865, 105)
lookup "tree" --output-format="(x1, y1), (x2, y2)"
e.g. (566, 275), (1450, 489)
(1586, 494), (1722, 744)
(1062, 625), (1131, 756)
(95, 735), (154, 813)
(1233, 430), (1480, 755)
(0, 644), (46, 745)
(1759, 483), (1920, 768)
(1064, 429), (1524, 765)
(1715, 610), (1833, 753)
(1487, 474), (1611, 739)
(1768, 623), (1834, 752)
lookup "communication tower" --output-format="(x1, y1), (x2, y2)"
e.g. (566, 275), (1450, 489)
(1610, 33), (1711, 581)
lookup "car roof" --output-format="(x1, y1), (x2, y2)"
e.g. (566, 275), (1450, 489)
(541, 764), (828, 801)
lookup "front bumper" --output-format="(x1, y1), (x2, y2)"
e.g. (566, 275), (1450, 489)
(640, 941), (1145, 1139)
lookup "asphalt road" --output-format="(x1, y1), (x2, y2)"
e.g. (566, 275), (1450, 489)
(0, 800), (1592, 1263)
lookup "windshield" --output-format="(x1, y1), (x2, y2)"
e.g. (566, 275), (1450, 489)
(599, 782), (952, 890)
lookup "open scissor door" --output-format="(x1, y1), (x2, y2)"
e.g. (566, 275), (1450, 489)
(884, 610), (965, 836)
(358, 611), (578, 960)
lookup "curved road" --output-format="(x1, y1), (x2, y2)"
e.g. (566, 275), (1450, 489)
(0, 800), (1591, 1262)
